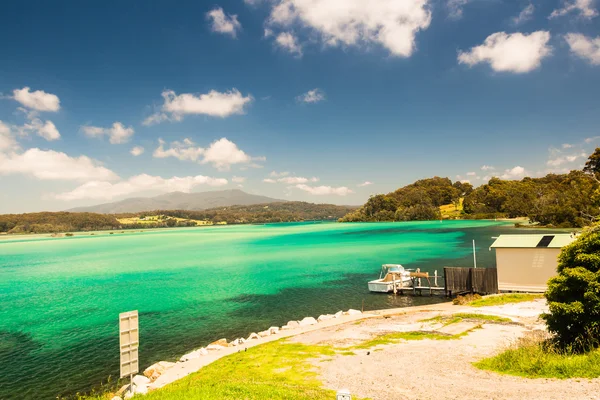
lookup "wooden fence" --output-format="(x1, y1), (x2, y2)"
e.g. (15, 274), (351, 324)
(444, 267), (498, 296)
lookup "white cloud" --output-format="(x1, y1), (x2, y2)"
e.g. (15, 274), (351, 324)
(153, 138), (204, 161)
(263, 178), (277, 183)
(232, 176), (246, 183)
(0, 148), (118, 181)
(458, 31), (552, 73)
(513, 4), (535, 25)
(55, 174), (228, 201)
(481, 165), (495, 171)
(270, 171), (290, 177)
(19, 118), (61, 141)
(547, 152), (587, 166)
(143, 89), (253, 125)
(130, 146), (144, 156)
(278, 176), (319, 184)
(460, 179), (471, 184)
(266, 0), (431, 57)
(207, 7), (242, 38)
(12, 87), (60, 112)
(295, 184), (353, 196)
(358, 181), (373, 187)
(0, 121), (18, 152)
(448, 0), (469, 20)
(562, 143), (574, 149)
(550, 0), (598, 19)
(565, 33), (600, 65)
(585, 136), (600, 143)
(274, 32), (303, 56)
(82, 122), (134, 144)
(466, 171), (476, 176)
(500, 166), (527, 180)
(297, 88), (325, 103)
(153, 137), (264, 170)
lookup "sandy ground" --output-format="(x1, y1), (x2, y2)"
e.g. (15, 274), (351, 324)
(287, 300), (600, 400)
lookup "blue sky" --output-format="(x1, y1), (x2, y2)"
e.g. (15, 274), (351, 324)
(0, 0), (599, 213)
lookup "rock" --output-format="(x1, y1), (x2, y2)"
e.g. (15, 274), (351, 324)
(334, 311), (343, 318)
(124, 392), (133, 400)
(317, 314), (334, 322)
(210, 338), (228, 347)
(269, 326), (279, 334)
(198, 347), (208, 356)
(206, 344), (225, 351)
(344, 309), (362, 316)
(258, 330), (271, 337)
(299, 317), (318, 326)
(235, 338), (246, 345)
(111, 396), (122, 400)
(229, 340), (238, 347)
(180, 349), (206, 361)
(132, 374), (151, 387)
(282, 320), (300, 330)
(247, 332), (260, 340)
(143, 361), (175, 381)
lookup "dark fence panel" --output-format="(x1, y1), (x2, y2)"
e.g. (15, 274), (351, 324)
(444, 267), (498, 296)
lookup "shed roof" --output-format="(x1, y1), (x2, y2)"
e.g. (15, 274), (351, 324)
(490, 234), (577, 249)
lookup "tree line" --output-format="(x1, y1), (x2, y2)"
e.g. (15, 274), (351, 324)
(0, 202), (356, 234)
(340, 148), (600, 228)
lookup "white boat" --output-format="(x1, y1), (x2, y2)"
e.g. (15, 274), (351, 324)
(368, 264), (413, 293)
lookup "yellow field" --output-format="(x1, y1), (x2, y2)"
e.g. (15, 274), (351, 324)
(440, 198), (463, 219)
(117, 215), (215, 225)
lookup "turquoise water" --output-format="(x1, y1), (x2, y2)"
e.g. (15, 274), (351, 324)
(1, 221), (516, 399)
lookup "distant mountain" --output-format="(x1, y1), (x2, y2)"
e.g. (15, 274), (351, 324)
(67, 189), (285, 214)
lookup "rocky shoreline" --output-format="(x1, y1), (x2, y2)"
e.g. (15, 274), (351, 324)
(111, 308), (365, 399)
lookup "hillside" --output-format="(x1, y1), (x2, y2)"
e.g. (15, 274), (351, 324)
(67, 189), (284, 213)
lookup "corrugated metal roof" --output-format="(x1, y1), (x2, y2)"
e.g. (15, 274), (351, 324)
(490, 234), (577, 249)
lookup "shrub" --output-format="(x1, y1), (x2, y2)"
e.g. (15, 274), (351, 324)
(543, 225), (600, 353)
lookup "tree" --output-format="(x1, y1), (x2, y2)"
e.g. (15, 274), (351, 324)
(543, 225), (600, 352)
(583, 147), (600, 178)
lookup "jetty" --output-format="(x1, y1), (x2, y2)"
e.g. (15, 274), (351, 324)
(394, 267), (499, 297)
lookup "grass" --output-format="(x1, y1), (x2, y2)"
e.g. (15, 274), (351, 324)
(348, 331), (462, 350)
(468, 294), (544, 307)
(475, 334), (600, 379)
(120, 340), (367, 400)
(440, 198), (463, 219)
(421, 313), (512, 325)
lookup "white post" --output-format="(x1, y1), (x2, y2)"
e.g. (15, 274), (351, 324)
(473, 240), (477, 269)
(434, 270), (438, 287)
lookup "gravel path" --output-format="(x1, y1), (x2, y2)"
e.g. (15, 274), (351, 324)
(291, 300), (600, 400)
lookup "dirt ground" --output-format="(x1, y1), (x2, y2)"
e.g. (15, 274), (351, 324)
(290, 300), (600, 400)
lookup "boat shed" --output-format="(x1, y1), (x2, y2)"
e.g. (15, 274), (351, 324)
(490, 234), (577, 292)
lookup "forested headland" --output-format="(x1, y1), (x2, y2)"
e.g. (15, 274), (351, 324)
(0, 202), (356, 234)
(340, 148), (600, 228)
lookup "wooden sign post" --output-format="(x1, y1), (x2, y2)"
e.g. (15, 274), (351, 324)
(119, 311), (139, 395)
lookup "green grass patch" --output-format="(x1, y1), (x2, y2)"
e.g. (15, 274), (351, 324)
(468, 294), (543, 307)
(338, 350), (356, 356)
(349, 331), (458, 349)
(475, 341), (600, 379)
(421, 313), (511, 325)
(130, 340), (362, 400)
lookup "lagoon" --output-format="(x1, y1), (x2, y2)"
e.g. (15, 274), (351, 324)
(1, 220), (517, 399)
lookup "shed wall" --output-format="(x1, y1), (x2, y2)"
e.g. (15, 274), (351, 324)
(496, 248), (561, 292)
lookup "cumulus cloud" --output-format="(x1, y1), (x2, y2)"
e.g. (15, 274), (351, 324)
(263, 178), (277, 183)
(295, 184), (353, 196)
(500, 166), (527, 180)
(297, 88), (325, 103)
(274, 32), (303, 56)
(358, 181), (373, 187)
(481, 165), (495, 171)
(82, 122), (135, 144)
(547, 152), (587, 166)
(143, 89), (253, 125)
(466, 171), (476, 176)
(562, 143), (574, 148)
(270, 171), (290, 177)
(207, 7), (242, 38)
(18, 118), (61, 141)
(458, 31), (552, 73)
(0, 148), (118, 181)
(232, 176), (246, 183)
(447, 0), (469, 20)
(550, 0), (598, 19)
(265, 0), (432, 57)
(278, 176), (319, 184)
(55, 174), (228, 201)
(12, 87), (60, 112)
(153, 137), (264, 170)
(0, 121), (18, 152)
(565, 33), (600, 65)
(513, 4), (535, 25)
(130, 146), (144, 156)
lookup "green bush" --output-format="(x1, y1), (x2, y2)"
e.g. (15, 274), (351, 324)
(543, 225), (600, 352)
